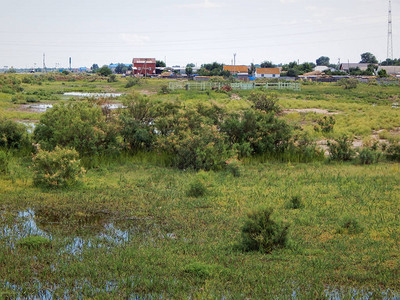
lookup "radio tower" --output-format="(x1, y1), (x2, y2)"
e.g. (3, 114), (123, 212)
(387, 0), (393, 60)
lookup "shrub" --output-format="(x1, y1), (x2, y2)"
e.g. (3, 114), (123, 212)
(183, 262), (214, 279)
(358, 147), (381, 165)
(107, 74), (117, 83)
(225, 158), (241, 177)
(241, 207), (289, 253)
(286, 195), (304, 209)
(17, 236), (51, 249)
(385, 143), (400, 161)
(32, 146), (85, 187)
(337, 216), (363, 234)
(0, 118), (30, 149)
(125, 77), (141, 88)
(248, 91), (281, 114)
(33, 102), (119, 156)
(314, 115), (335, 133)
(159, 85), (170, 94)
(0, 150), (9, 174)
(337, 78), (358, 89)
(327, 135), (355, 161)
(186, 178), (207, 197)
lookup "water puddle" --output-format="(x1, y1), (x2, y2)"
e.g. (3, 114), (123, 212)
(63, 92), (122, 98)
(16, 120), (37, 133)
(23, 104), (53, 112)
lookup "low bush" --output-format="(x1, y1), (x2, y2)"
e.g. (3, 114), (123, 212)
(358, 147), (381, 165)
(248, 91), (281, 114)
(125, 77), (141, 88)
(241, 207), (289, 253)
(327, 135), (355, 161)
(314, 115), (335, 133)
(337, 216), (363, 234)
(385, 143), (400, 161)
(286, 195), (304, 209)
(0, 150), (9, 174)
(107, 74), (117, 83)
(186, 178), (207, 197)
(32, 146), (85, 187)
(159, 85), (170, 94)
(337, 78), (358, 89)
(0, 118), (30, 149)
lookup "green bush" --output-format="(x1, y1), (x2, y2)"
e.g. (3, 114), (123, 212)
(0, 150), (9, 174)
(286, 195), (304, 209)
(241, 207), (289, 253)
(314, 115), (335, 133)
(337, 78), (358, 89)
(385, 143), (400, 161)
(358, 147), (381, 165)
(125, 77), (141, 88)
(337, 216), (363, 234)
(327, 135), (356, 161)
(0, 118), (30, 149)
(33, 102), (119, 156)
(186, 178), (207, 197)
(17, 236), (51, 249)
(248, 91), (281, 113)
(159, 85), (170, 94)
(107, 74), (117, 83)
(32, 146), (85, 187)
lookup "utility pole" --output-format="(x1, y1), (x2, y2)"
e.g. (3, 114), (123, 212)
(387, 0), (394, 61)
(233, 53), (236, 75)
(43, 53), (47, 73)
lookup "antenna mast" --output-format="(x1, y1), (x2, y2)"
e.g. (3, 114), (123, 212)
(387, 0), (393, 60)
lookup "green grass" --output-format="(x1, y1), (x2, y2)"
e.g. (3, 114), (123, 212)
(0, 75), (399, 298)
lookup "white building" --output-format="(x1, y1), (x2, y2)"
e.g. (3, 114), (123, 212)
(255, 68), (280, 78)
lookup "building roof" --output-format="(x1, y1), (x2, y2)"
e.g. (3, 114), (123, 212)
(339, 63), (373, 71)
(256, 68), (280, 74)
(223, 65), (249, 73)
(378, 66), (400, 75)
(133, 58), (156, 64)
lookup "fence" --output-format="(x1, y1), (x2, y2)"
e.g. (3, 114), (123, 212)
(168, 81), (301, 91)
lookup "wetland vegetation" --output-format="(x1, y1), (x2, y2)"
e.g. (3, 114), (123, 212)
(0, 73), (399, 298)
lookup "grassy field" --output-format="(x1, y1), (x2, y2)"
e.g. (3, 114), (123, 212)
(0, 74), (399, 298)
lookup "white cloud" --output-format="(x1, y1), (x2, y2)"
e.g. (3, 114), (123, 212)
(119, 33), (150, 46)
(178, 0), (223, 9)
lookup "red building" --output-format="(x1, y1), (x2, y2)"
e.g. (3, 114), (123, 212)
(132, 58), (156, 76)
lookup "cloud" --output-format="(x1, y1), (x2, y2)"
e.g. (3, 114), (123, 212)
(119, 33), (150, 46)
(178, 0), (223, 9)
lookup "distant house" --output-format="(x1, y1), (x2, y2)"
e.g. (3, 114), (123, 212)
(339, 63), (373, 72)
(193, 76), (211, 82)
(255, 68), (280, 78)
(132, 58), (156, 76)
(314, 66), (336, 72)
(223, 65), (249, 74)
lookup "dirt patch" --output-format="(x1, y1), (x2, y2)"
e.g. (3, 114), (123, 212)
(283, 108), (341, 115)
(230, 94), (241, 100)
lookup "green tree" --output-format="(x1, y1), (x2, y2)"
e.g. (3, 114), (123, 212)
(316, 56), (330, 66)
(186, 63), (195, 68)
(97, 65), (112, 76)
(260, 61), (275, 68)
(360, 52), (378, 64)
(156, 60), (166, 67)
(185, 66), (193, 76)
(91, 64), (99, 72)
(115, 63), (128, 74)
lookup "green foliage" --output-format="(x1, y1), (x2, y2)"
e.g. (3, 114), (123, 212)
(115, 63), (128, 74)
(159, 85), (170, 95)
(61, 70), (70, 75)
(337, 216), (363, 234)
(314, 115), (335, 133)
(327, 135), (356, 161)
(248, 91), (281, 113)
(120, 93), (156, 151)
(107, 74), (117, 83)
(0, 150), (9, 174)
(316, 56), (330, 66)
(225, 158), (241, 177)
(0, 74), (23, 93)
(125, 77), (141, 88)
(32, 146), (85, 187)
(186, 177), (207, 197)
(97, 66), (112, 76)
(221, 109), (292, 157)
(286, 195), (304, 209)
(358, 147), (381, 165)
(241, 207), (289, 253)
(385, 143), (400, 161)
(378, 69), (388, 78)
(0, 118), (30, 149)
(34, 102), (119, 156)
(17, 236), (51, 249)
(260, 61), (275, 68)
(183, 262), (216, 279)
(156, 60), (166, 67)
(360, 52), (378, 64)
(337, 78), (358, 89)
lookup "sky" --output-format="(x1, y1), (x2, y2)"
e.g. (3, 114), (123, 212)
(1, 0), (399, 68)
